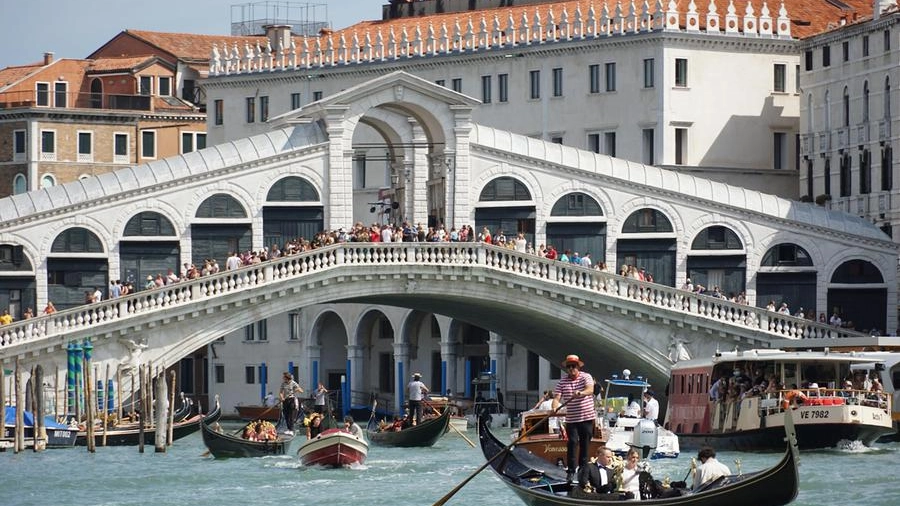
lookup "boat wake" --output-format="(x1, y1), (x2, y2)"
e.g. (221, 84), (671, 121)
(834, 439), (872, 452)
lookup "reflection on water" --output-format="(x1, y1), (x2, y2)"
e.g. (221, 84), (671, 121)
(2, 427), (900, 506)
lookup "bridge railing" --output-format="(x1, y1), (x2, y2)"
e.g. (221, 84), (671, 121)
(0, 242), (860, 353)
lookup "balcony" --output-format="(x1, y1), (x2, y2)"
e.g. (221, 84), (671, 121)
(108, 94), (151, 111)
(879, 119), (892, 142)
(856, 123), (870, 145)
(800, 133), (814, 156)
(836, 126), (850, 150)
(0, 89), (152, 112)
(818, 132), (831, 153)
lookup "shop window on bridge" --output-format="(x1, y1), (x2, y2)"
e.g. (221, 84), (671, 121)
(196, 194), (248, 218)
(758, 243), (816, 315)
(479, 177), (532, 201)
(688, 226), (745, 298)
(829, 260), (886, 333)
(266, 176), (320, 202)
(51, 228), (104, 253)
(617, 208), (676, 286)
(123, 211), (176, 236)
(0, 245), (32, 271)
(548, 192), (606, 263)
(690, 226), (742, 250)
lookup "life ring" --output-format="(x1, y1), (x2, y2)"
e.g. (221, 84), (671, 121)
(781, 390), (808, 410)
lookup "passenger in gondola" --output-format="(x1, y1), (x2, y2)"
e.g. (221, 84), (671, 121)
(693, 446), (731, 490)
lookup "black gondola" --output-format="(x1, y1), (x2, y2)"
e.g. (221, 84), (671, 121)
(476, 410), (799, 506)
(75, 399), (221, 446)
(366, 407), (450, 447)
(201, 417), (294, 458)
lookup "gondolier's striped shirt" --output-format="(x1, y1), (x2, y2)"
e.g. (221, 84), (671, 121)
(554, 371), (595, 423)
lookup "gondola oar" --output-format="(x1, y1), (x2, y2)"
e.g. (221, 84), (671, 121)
(431, 395), (575, 506)
(425, 399), (474, 448)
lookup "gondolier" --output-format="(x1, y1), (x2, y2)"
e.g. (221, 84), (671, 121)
(407, 373), (429, 426)
(279, 372), (304, 435)
(552, 354), (595, 485)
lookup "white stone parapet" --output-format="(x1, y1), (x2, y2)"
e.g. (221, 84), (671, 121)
(0, 242), (859, 357)
(208, 1), (793, 76)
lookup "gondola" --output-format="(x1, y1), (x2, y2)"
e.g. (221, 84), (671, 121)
(365, 407), (450, 447)
(476, 409), (799, 506)
(75, 399), (221, 446)
(235, 404), (281, 422)
(201, 415), (294, 458)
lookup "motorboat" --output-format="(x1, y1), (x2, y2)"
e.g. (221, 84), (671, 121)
(297, 428), (368, 467)
(600, 371), (680, 459)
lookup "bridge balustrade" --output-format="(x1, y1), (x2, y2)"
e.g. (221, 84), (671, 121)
(0, 243), (860, 354)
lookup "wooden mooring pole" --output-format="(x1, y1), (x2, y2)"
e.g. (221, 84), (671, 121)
(155, 367), (168, 453)
(138, 364), (145, 454)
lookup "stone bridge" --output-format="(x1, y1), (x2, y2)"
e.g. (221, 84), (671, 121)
(0, 242), (859, 391)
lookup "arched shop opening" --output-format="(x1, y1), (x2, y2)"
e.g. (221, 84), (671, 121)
(47, 227), (108, 309)
(616, 208), (676, 286)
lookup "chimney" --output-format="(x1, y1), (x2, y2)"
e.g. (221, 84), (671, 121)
(875, 0), (894, 20)
(263, 24), (292, 53)
(43, 52), (54, 65)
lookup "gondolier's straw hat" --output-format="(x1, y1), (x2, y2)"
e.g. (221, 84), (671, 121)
(412, 372), (421, 379)
(562, 354), (584, 368)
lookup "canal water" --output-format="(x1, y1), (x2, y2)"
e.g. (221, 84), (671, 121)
(2, 426), (899, 505)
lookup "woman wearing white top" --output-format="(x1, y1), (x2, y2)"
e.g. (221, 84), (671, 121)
(620, 447), (642, 500)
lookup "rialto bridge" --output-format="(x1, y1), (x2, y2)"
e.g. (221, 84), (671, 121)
(0, 72), (895, 415)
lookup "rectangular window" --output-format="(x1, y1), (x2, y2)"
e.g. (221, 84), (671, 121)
(589, 64), (600, 94)
(140, 76), (152, 95)
(885, 29), (891, 52)
(451, 78), (462, 93)
(36, 82), (49, 106)
(551, 136), (563, 144)
(498, 73), (508, 102)
(552, 67), (563, 97)
(113, 133), (129, 163)
(604, 132), (616, 157)
(313, 91), (323, 101)
(40, 130), (55, 161)
(642, 128), (655, 165)
(435, 79), (445, 87)
(214, 99), (224, 126)
(643, 58), (655, 88)
(244, 324), (255, 342)
(245, 366), (255, 384)
(290, 92), (301, 109)
(863, 35), (870, 57)
(529, 70), (540, 99)
(481, 75), (492, 104)
(259, 95), (269, 122)
(604, 63), (616, 92)
(675, 58), (688, 87)
(182, 132), (193, 154)
(141, 130), (156, 159)
(289, 313), (299, 340)
(822, 45), (831, 67)
(587, 133), (600, 153)
(13, 130), (26, 161)
(773, 63), (786, 93)
(246, 97), (255, 123)
(804, 50), (813, 71)
(215, 364), (225, 384)
(158, 76), (171, 96)
(795, 65), (800, 94)
(842, 41), (849, 62)
(54, 82), (67, 108)
(77, 131), (92, 162)
(675, 128), (687, 165)
(774, 132), (787, 170)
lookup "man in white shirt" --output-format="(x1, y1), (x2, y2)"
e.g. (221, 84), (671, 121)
(693, 446), (731, 490)
(643, 390), (659, 422)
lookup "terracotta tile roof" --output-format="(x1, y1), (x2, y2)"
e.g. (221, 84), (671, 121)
(122, 29), (307, 61)
(333, 0), (879, 42)
(0, 63), (45, 91)
(87, 56), (158, 73)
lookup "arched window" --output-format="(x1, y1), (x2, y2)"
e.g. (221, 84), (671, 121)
(12, 173), (26, 194)
(90, 78), (102, 108)
(885, 76), (892, 120)
(51, 227), (104, 253)
(622, 209), (673, 233)
(830, 259), (884, 283)
(825, 89), (831, 130)
(479, 177), (531, 201)
(196, 194), (247, 218)
(760, 243), (813, 267)
(266, 176), (319, 201)
(124, 211), (177, 236)
(40, 174), (55, 189)
(691, 226), (742, 250)
(842, 86), (850, 127)
(863, 81), (870, 123)
(550, 192), (602, 217)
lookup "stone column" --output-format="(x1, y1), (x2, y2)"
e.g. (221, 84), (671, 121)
(440, 341), (457, 397)
(346, 343), (365, 407)
(393, 342), (409, 414)
(488, 332), (507, 402)
(306, 344), (322, 391)
(410, 120), (429, 226)
(449, 105), (474, 228)
(323, 106), (353, 229)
